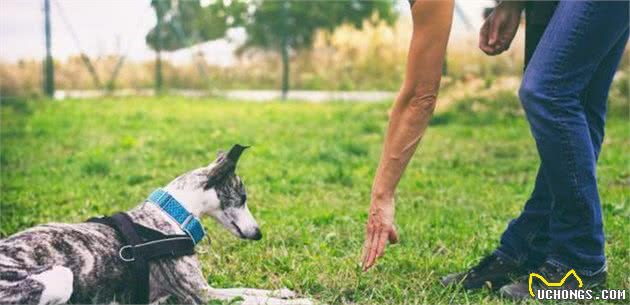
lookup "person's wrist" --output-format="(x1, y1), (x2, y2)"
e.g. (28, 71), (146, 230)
(371, 189), (394, 204)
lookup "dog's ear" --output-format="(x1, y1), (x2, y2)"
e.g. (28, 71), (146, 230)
(205, 145), (249, 188)
(226, 144), (249, 164)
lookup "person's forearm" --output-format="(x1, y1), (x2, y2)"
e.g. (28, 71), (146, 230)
(371, 0), (454, 200)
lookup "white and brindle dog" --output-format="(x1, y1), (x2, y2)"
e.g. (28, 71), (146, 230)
(0, 145), (313, 305)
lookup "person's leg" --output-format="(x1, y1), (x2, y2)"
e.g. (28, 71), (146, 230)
(442, 1), (628, 290)
(496, 2), (559, 271)
(581, 29), (629, 162)
(516, 0), (628, 274)
(498, 28), (629, 272)
(497, 167), (550, 269)
(441, 5), (560, 288)
(499, 3), (628, 299)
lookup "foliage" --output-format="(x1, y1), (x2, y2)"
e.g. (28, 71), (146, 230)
(143, 0), (397, 93)
(3, 20), (628, 95)
(238, 0), (396, 51)
(1, 94), (628, 305)
(608, 70), (630, 118)
(146, 0), (249, 51)
(145, 0), (397, 52)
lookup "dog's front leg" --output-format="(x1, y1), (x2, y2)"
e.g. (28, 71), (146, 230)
(207, 288), (315, 305)
(208, 287), (296, 299)
(151, 257), (211, 304)
(161, 258), (316, 305)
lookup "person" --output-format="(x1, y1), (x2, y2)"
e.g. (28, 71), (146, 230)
(362, 0), (629, 300)
(360, 0), (453, 271)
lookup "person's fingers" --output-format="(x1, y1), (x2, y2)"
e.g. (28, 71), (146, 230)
(488, 16), (501, 46)
(375, 230), (389, 259)
(481, 47), (497, 55)
(479, 20), (491, 52)
(494, 46), (507, 55)
(363, 225), (387, 271)
(480, 19), (501, 55)
(362, 224), (372, 257)
(490, 46), (503, 55)
(362, 227), (378, 270)
(361, 228), (373, 263)
(361, 235), (369, 264)
(498, 31), (515, 53)
(485, 40), (504, 56)
(483, 47), (498, 56)
(364, 228), (381, 270)
(479, 20), (488, 44)
(362, 240), (374, 270)
(492, 39), (510, 55)
(388, 226), (399, 244)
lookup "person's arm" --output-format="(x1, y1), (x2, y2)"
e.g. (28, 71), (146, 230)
(362, 0), (454, 271)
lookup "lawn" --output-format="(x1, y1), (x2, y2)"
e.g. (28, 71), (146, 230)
(1, 95), (628, 305)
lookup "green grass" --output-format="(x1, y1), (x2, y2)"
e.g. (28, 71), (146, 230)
(1, 95), (628, 304)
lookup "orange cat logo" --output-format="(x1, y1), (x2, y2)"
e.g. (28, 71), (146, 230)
(529, 269), (583, 297)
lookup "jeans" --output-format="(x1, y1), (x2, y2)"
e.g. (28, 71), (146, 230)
(497, 0), (629, 275)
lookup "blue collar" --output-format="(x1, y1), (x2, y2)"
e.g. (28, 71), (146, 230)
(147, 189), (205, 245)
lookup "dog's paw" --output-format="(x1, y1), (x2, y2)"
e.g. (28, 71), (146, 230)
(270, 288), (297, 299)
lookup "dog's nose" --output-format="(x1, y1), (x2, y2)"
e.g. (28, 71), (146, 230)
(251, 228), (262, 241)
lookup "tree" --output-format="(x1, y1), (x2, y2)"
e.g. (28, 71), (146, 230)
(146, 0), (397, 97)
(146, 0), (248, 51)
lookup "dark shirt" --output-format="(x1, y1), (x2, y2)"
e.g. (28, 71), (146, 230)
(524, 1), (558, 66)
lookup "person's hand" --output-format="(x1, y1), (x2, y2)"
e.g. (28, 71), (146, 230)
(362, 196), (399, 271)
(479, 1), (524, 56)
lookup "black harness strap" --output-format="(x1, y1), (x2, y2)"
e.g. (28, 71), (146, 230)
(88, 212), (195, 304)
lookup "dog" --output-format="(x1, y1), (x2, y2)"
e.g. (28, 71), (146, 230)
(0, 145), (314, 305)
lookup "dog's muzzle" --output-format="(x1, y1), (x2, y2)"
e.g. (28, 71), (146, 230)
(251, 228), (262, 240)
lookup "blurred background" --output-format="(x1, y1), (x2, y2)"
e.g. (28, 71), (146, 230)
(5, 0), (616, 101)
(1, 0), (627, 103)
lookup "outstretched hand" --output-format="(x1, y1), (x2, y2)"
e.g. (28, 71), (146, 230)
(479, 1), (524, 56)
(362, 197), (399, 271)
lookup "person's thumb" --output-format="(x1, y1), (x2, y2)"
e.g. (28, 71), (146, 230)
(388, 226), (399, 244)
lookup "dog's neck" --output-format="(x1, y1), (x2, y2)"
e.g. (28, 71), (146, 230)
(127, 204), (187, 236)
(160, 187), (207, 218)
(125, 189), (213, 241)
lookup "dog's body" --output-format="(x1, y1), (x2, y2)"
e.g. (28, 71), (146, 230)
(0, 146), (313, 305)
(0, 204), (206, 304)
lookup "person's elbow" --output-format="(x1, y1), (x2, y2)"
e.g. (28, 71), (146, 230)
(396, 86), (438, 115)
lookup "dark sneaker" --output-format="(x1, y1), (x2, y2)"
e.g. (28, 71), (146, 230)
(499, 261), (607, 300)
(441, 252), (526, 290)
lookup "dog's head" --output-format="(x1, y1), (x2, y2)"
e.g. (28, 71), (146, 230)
(164, 144), (261, 240)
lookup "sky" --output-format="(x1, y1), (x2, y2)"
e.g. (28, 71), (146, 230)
(0, 0), (492, 65)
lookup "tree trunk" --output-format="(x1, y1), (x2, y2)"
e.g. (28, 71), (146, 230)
(43, 0), (54, 98)
(280, 0), (289, 100)
(154, 0), (164, 95)
(281, 42), (289, 100)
